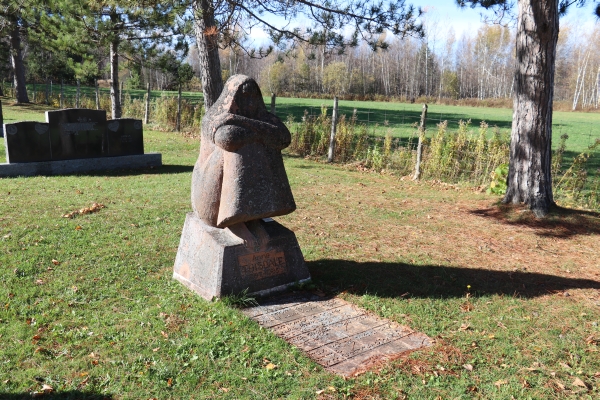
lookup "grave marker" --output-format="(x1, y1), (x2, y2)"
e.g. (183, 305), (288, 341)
(243, 293), (432, 376)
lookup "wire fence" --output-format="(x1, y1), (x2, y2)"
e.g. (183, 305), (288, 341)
(4, 82), (598, 209)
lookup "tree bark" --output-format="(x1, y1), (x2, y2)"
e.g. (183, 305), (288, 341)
(108, 9), (122, 119)
(9, 17), (29, 104)
(503, 0), (558, 218)
(110, 36), (121, 119)
(193, 0), (223, 109)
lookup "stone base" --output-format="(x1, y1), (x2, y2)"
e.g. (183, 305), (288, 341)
(0, 153), (162, 177)
(173, 213), (310, 300)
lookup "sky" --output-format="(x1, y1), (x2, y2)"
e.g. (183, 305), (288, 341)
(247, 1), (599, 46)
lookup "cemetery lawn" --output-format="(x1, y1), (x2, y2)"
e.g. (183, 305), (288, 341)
(0, 104), (599, 399)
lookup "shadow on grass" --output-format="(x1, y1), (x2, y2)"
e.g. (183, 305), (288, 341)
(0, 392), (112, 400)
(0, 164), (195, 179)
(308, 259), (600, 299)
(80, 164), (195, 177)
(470, 204), (600, 238)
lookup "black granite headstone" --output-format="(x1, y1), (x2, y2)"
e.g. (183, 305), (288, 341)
(46, 109), (107, 160)
(3, 122), (52, 163)
(106, 118), (144, 156)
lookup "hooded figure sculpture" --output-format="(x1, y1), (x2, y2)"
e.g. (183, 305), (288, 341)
(191, 75), (296, 228)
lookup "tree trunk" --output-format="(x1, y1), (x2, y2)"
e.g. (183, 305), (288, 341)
(110, 36), (121, 119)
(9, 17), (29, 104)
(193, 0), (223, 109)
(503, 0), (558, 218)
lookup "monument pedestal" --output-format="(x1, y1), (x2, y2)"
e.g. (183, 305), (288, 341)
(173, 213), (310, 300)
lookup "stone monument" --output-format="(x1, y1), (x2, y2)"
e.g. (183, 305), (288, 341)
(173, 75), (310, 299)
(1, 108), (160, 177)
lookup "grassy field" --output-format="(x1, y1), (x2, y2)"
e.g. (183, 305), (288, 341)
(1, 102), (599, 398)
(16, 82), (600, 150)
(3, 94), (599, 189)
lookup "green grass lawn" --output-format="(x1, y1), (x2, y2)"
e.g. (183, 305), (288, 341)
(22, 83), (204, 104)
(1, 101), (599, 398)
(272, 97), (600, 154)
(3, 95), (599, 187)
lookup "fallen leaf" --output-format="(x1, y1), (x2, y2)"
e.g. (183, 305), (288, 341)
(35, 279), (44, 285)
(160, 331), (168, 339)
(41, 384), (53, 393)
(572, 377), (588, 389)
(220, 387), (229, 392)
(265, 363), (277, 370)
(51, 259), (60, 265)
(152, 347), (160, 352)
(585, 335), (599, 345)
(494, 379), (507, 388)
(316, 389), (325, 395)
(459, 323), (471, 331)
(463, 364), (474, 371)
(167, 378), (172, 387)
(559, 362), (571, 369)
(75, 225), (82, 230)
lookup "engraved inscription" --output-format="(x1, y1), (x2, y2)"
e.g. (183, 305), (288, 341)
(108, 121), (120, 132)
(63, 122), (97, 133)
(244, 294), (432, 377)
(238, 251), (286, 280)
(35, 124), (49, 135)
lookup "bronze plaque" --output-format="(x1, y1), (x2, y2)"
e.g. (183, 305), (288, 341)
(243, 293), (432, 376)
(238, 251), (286, 280)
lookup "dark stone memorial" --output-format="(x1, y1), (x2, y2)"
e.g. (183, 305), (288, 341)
(3, 122), (52, 163)
(3, 108), (146, 163)
(46, 109), (108, 160)
(243, 293), (433, 376)
(106, 118), (144, 156)
(173, 75), (310, 299)
(1, 108), (160, 176)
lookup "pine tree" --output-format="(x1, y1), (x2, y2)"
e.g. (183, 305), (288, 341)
(190, 0), (424, 108)
(457, 0), (600, 217)
(43, 0), (187, 118)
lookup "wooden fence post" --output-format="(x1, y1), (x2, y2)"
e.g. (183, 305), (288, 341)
(45, 80), (49, 105)
(270, 93), (276, 114)
(95, 80), (100, 110)
(413, 103), (428, 180)
(144, 83), (150, 124)
(176, 84), (182, 132)
(76, 80), (80, 108)
(60, 79), (64, 108)
(327, 96), (339, 163)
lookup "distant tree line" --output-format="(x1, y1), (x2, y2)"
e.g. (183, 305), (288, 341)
(203, 21), (600, 109)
